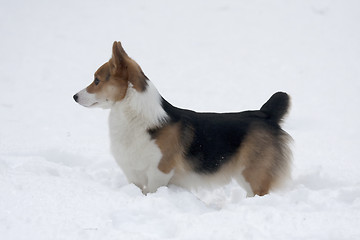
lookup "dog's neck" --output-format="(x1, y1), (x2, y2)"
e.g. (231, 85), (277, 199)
(110, 80), (168, 129)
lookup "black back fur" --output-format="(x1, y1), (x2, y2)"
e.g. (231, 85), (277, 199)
(155, 92), (290, 174)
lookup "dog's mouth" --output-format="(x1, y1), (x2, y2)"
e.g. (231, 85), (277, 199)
(79, 101), (98, 108)
(88, 102), (98, 107)
(74, 98), (98, 108)
(73, 91), (113, 109)
(73, 91), (100, 108)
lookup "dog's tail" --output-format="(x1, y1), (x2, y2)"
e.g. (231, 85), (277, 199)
(260, 92), (290, 123)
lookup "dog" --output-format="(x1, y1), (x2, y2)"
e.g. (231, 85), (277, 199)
(73, 41), (292, 196)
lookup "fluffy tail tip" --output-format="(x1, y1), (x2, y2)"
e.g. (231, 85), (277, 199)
(260, 92), (290, 123)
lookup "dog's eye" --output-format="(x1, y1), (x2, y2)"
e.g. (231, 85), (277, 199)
(94, 78), (100, 85)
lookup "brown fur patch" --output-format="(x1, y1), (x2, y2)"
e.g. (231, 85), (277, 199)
(126, 59), (148, 92)
(155, 123), (183, 174)
(86, 62), (128, 102)
(111, 41), (148, 92)
(237, 126), (290, 196)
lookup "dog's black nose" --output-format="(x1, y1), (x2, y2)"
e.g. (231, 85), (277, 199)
(73, 94), (78, 102)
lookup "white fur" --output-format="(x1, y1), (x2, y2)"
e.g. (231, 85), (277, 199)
(109, 81), (172, 194)
(75, 88), (98, 107)
(75, 87), (114, 109)
(125, 81), (168, 128)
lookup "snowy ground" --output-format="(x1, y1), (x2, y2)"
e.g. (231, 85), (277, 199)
(1, 0), (360, 239)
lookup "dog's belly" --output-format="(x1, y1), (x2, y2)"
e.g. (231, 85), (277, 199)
(170, 163), (254, 195)
(170, 171), (232, 190)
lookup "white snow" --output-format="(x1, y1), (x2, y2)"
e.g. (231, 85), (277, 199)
(1, 0), (360, 239)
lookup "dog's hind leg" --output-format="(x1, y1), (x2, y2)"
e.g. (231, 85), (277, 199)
(241, 167), (273, 196)
(236, 127), (279, 196)
(235, 173), (255, 197)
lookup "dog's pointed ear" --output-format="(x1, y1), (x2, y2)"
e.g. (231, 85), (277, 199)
(111, 41), (128, 71)
(110, 41), (148, 92)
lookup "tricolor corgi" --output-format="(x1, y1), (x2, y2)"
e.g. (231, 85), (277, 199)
(73, 41), (292, 196)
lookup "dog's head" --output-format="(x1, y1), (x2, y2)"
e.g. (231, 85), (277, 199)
(73, 41), (148, 108)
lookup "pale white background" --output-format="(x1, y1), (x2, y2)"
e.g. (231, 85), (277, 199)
(1, 0), (359, 239)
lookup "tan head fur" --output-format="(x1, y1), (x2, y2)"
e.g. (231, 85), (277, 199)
(74, 41), (148, 108)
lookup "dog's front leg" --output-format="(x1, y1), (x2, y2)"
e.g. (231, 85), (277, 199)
(121, 168), (148, 192)
(142, 167), (174, 195)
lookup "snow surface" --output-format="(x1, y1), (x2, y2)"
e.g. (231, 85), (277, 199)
(1, 0), (360, 239)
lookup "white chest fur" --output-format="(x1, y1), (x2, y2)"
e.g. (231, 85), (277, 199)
(109, 103), (161, 171)
(108, 82), (173, 194)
